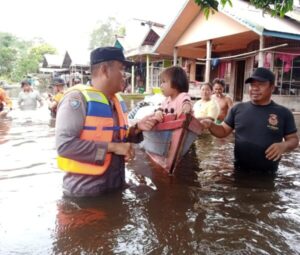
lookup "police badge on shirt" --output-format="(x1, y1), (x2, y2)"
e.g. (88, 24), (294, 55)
(69, 98), (81, 110)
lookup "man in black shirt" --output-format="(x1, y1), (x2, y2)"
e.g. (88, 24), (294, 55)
(201, 67), (299, 173)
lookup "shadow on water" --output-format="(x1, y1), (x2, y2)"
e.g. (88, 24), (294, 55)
(0, 101), (300, 254)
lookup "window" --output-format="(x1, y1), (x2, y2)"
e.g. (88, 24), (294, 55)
(273, 53), (300, 95)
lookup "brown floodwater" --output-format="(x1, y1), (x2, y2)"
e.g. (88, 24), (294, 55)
(0, 97), (300, 255)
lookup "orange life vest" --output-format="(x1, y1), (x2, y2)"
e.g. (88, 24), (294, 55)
(57, 85), (128, 175)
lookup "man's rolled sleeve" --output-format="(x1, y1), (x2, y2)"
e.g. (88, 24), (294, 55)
(224, 105), (236, 129)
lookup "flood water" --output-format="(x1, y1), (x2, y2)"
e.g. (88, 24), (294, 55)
(0, 97), (300, 255)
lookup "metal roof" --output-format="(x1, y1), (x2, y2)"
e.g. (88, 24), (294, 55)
(114, 19), (166, 58)
(154, 0), (300, 58)
(66, 50), (90, 67)
(220, 0), (300, 40)
(43, 54), (64, 68)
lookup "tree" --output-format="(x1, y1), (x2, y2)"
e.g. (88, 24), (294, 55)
(12, 44), (57, 81)
(29, 43), (56, 63)
(89, 17), (126, 50)
(194, 0), (294, 18)
(0, 33), (19, 78)
(0, 31), (57, 82)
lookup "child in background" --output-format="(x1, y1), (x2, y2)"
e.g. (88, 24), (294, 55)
(154, 66), (192, 122)
(193, 82), (220, 121)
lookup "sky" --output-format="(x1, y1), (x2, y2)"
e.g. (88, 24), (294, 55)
(0, 0), (186, 55)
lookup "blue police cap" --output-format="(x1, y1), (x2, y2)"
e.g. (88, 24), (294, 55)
(90, 47), (133, 67)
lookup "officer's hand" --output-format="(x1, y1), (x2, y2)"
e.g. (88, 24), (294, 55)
(137, 114), (158, 130)
(108, 142), (135, 161)
(265, 143), (285, 161)
(124, 144), (135, 162)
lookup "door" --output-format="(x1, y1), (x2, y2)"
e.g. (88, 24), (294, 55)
(234, 60), (245, 101)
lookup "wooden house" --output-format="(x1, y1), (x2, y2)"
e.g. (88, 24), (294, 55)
(114, 19), (171, 93)
(154, 0), (300, 109)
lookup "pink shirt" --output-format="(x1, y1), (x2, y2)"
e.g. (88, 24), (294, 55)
(160, 92), (191, 115)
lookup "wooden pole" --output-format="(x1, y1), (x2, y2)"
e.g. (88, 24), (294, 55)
(205, 40), (212, 82)
(173, 47), (178, 66)
(258, 35), (264, 67)
(146, 54), (150, 93)
(131, 64), (135, 93)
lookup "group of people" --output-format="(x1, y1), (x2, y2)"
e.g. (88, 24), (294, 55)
(1, 47), (298, 198)
(156, 65), (298, 173)
(147, 67), (232, 125)
(0, 77), (72, 118)
(193, 79), (233, 124)
(53, 46), (298, 198)
(202, 68), (299, 172)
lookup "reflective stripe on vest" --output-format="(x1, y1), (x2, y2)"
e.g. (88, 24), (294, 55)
(57, 85), (128, 175)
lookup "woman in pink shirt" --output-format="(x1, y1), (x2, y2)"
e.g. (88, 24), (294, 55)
(154, 66), (192, 122)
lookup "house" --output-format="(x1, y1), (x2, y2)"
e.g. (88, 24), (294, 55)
(40, 51), (90, 86)
(63, 51), (90, 85)
(114, 19), (171, 93)
(40, 54), (68, 74)
(154, 0), (300, 110)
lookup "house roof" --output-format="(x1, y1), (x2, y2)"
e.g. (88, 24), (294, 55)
(286, 9), (300, 23)
(220, 0), (300, 39)
(113, 19), (167, 59)
(39, 67), (69, 73)
(154, 0), (300, 59)
(66, 50), (90, 67)
(153, 0), (201, 57)
(42, 54), (64, 68)
(117, 20), (151, 51)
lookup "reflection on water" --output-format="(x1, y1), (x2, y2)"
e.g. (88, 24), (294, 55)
(0, 102), (300, 254)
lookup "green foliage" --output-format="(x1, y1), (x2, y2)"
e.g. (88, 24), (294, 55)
(30, 44), (56, 62)
(0, 32), (57, 82)
(12, 44), (56, 81)
(89, 17), (126, 50)
(194, 0), (293, 19)
(250, 0), (294, 17)
(0, 45), (17, 76)
(12, 55), (39, 81)
(0, 33), (19, 79)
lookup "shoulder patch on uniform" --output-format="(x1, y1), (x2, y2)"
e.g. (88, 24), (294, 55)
(69, 98), (81, 110)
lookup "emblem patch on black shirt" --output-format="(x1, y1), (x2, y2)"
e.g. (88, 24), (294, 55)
(267, 114), (279, 130)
